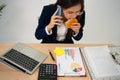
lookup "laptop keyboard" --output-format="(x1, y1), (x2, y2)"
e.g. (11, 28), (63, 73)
(3, 49), (39, 71)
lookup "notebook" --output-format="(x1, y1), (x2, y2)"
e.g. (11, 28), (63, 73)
(56, 47), (86, 76)
(0, 43), (47, 74)
(81, 46), (120, 80)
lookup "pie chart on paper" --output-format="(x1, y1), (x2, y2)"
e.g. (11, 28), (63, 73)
(70, 62), (82, 72)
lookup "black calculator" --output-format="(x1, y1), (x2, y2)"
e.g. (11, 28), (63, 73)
(38, 64), (57, 80)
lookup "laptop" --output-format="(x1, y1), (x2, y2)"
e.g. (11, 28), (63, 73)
(0, 43), (47, 74)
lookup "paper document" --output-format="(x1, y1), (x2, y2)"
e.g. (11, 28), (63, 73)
(56, 47), (86, 76)
(82, 46), (120, 80)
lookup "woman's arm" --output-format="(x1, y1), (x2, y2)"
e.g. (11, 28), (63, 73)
(35, 5), (53, 40)
(73, 11), (85, 40)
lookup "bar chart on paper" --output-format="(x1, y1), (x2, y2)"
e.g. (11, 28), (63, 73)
(56, 47), (86, 76)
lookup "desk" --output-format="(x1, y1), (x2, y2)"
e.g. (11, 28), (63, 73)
(0, 43), (111, 80)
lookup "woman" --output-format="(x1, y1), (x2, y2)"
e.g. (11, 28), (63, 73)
(35, 0), (85, 43)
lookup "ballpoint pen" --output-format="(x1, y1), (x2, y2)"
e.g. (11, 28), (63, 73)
(49, 50), (55, 61)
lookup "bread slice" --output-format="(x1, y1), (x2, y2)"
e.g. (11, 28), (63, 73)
(65, 18), (78, 28)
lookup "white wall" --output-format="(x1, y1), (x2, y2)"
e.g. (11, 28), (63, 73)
(0, 0), (120, 45)
(79, 0), (120, 45)
(0, 0), (56, 43)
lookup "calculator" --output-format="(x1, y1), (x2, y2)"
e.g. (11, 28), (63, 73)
(38, 64), (57, 80)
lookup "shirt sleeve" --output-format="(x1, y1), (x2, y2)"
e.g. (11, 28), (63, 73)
(45, 26), (52, 35)
(73, 31), (79, 37)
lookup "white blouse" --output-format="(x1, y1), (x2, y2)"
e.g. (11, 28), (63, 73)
(56, 23), (68, 41)
(45, 23), (78, 41)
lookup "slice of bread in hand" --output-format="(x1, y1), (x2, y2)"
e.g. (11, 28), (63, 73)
(65, 18), (78, 28)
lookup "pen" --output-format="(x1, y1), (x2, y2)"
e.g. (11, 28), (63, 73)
(112, 54), (115, 60)
(49, 50), (55, 61)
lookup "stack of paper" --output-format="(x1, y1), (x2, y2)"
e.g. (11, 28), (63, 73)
(81, 46), (120, 80)
(56, 47), (86, 76)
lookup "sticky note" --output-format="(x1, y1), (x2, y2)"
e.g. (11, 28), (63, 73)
(54, 47), (65, 56)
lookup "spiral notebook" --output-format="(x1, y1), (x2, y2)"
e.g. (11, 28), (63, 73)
(81, 46), (120, 80)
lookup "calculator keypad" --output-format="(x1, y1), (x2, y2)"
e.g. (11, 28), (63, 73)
(38, 64), (57, 80)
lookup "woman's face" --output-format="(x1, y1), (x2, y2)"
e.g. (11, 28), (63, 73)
(62, 4), (82, 20)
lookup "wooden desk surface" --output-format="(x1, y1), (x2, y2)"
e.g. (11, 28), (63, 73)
(0, 43), (112, 80)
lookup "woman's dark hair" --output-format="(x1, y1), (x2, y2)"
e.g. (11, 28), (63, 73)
(55, 0), (84, 12)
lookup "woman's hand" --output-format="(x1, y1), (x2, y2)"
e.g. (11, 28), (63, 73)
(47, 9), (63, 32)
(71, 23), (81, 34)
